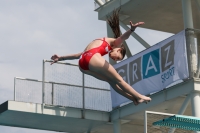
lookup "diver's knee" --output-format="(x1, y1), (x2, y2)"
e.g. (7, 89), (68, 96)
(111, 76), (124, 85)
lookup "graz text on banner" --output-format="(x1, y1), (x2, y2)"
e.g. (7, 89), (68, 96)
(111, 30), (189, 108)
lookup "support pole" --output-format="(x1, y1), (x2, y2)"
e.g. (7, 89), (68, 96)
(52, 83), (54, 105)
(191, 92), (200, 117)
(178, 95), (191, 115)
(144, 111), (147, 133)
(182, 2), (200, 133)
(197, 35), (200, 78)
(119, 20), (150, 48)
(42, 59), (45, 114)
(195, 0), (200, 11)
(82, 73), (85, 119)
(113, 120), (122, 133)
(168, 94), (191, 133)
(182, 0), (194, 28)
(182, 0), (197, 77)
(195, 0), (200, 78)
(191, 91), (200, 133)
(14, 77), (16, 101)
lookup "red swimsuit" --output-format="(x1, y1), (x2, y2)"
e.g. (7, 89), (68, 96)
(79, 38), (113, 70)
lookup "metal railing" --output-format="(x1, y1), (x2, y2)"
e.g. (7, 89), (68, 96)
(14, 60), (112, 112)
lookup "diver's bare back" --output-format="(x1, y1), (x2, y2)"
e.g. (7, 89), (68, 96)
(83, 38), (115, 52)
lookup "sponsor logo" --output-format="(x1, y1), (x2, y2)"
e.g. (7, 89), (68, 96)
(115, 40), (175, 86)
(142, 49), (160, 79)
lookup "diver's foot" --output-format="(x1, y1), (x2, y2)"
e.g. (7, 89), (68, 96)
(137, 95), (151, 104)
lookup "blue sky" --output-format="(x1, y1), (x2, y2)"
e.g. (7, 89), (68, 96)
(0, 0), (173, 132)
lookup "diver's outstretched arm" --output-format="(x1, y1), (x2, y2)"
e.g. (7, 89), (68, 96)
(51, 52), (82, 65)
(113, 21), (145, 47)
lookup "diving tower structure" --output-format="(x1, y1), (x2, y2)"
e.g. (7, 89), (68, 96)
(0, 0), (200, 133)
(94, 0), (200, 133)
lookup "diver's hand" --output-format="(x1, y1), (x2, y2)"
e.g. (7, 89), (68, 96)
(130, 21), (144, 31)
(51, 54), (60, 65)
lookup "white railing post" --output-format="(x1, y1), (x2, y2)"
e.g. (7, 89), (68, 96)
(52, 82), (54, 105)
(82, 73), (85, 118)
(14, 77), (16, 101)
(144, 111), (147, 133)
(42, 60), (46, 113)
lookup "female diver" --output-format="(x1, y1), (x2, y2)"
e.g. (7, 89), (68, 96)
(51, 9), (151, 105)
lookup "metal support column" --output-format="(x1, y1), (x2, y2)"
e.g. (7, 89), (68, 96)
(196, 34), (200, 78)
(107, 23), (116, 65)
(182, 2), (200, 133)
(182, 0), (194, 28)
(191, 92), (200, 117)
(195, 0), (200, 11)
(113, 119), (122, 133)
(191, 91), (200, 133)
(182, 0), (196, 77)
(168, 94), (191, 133)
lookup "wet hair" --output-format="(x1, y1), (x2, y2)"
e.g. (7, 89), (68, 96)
(107, 8), (126, 60)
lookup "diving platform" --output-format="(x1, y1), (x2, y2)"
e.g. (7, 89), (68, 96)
(95, 0), (200, 33)
(3, 27), (200, 132)
(0, 101), (110, 133)
(1, 78), (200, 133)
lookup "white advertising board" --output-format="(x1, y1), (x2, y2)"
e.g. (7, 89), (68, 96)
(111, 30), (189, 108)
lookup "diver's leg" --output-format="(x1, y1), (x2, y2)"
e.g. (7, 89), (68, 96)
(79, 67), (139, 104)
(88, 54), (151, 104)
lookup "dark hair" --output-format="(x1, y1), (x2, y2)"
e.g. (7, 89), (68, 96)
(120, 45), (126, 59)
(107, 8), (126, 60)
